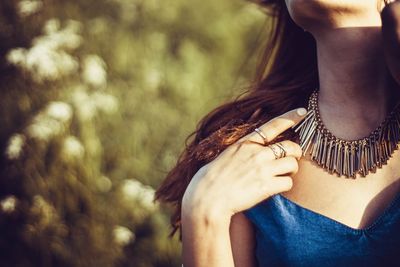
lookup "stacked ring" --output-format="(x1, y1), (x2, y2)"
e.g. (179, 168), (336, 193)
(275, 143), (287, 158)
(268, 143), (287, 160)
(253, 127), (287, 160)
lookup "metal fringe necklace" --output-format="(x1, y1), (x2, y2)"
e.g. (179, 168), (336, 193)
(293, 90), (400, 178)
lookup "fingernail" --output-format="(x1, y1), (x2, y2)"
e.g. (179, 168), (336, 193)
(297, 108), (307, 116)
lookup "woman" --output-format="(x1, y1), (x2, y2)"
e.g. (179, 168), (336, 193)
(155, 0), (400, 266)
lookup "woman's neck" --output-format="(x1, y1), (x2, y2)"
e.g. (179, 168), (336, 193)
(314, 26), (400, 140)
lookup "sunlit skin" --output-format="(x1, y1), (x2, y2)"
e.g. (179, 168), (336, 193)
(282, 0), (400, 230)
(181, 1), (400, 266)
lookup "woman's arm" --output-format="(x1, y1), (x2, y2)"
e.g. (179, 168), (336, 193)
(181, 200), (235, 267)
(181, 204), (256, 267)
(180, 108), (307, 267)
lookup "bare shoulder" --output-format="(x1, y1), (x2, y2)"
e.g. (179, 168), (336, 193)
(230, 212), (257, 267)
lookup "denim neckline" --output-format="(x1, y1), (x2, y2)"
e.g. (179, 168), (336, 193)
(274, 191), (400, 234)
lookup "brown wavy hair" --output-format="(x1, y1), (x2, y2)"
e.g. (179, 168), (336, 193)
(154, 0), (318, 240)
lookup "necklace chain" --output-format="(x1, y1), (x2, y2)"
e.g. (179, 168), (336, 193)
(293, 90), (400, 178)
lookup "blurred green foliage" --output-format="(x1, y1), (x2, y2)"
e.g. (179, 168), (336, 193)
(0, 0), (267, 266)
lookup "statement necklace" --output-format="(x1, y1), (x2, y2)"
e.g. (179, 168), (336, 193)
(293, 90), (400, 178)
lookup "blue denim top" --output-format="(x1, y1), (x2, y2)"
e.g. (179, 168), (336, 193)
(243, 193), (400, 267)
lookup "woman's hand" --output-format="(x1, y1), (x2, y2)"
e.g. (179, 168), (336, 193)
(381, 0), (400, 86)
(182, 108), (307, 221)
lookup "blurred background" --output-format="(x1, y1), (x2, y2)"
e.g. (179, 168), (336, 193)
(0, 0), (268, 266)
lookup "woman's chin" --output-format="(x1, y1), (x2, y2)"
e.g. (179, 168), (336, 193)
(285, 0), (382, 32)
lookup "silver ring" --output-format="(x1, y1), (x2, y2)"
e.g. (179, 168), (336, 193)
(275, 142), (287, 158)
(268, 143), (286, 159)
(254, 127), (268, 145)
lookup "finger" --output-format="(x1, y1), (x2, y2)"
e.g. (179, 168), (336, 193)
(240, 108), (307, 145)
(274, 140), (302, 160)
(271, 156), (299, 176)
(264, 176), (293, 196)
(251, 140), (302, 161)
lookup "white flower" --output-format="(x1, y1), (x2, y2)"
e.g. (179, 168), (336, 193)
(63, 136), (84, 159)
(6, 19), (82, 82)
(82, 55), (107, 88)
(71, 87), (118, 120)
(72, 89), (97, 121)
(113, 226), (135, 246)
(27, 119), (60, 141)
(27, 102), (72, 141)
(76, 101), (97, 121)
(62, 21), (83, 49)
(30, 195), (57, 226)
(0, 195), (18, 213)
(5, 134), (26, 160)
(92, 92), (118, 114)
(139, 190), (157, 211)
(17, 0), (43, 17)
(41, 19), (82, 50)
(121, 179), (157, 211)
(122, 179), (145, 198)
(46, 102), (73, 123)
(6, 48), (26, 66)
(25, 46), (78, 81)
(43, 18), (60, 34)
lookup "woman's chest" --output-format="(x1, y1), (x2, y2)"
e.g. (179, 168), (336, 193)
(280, 149), (400, 230)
